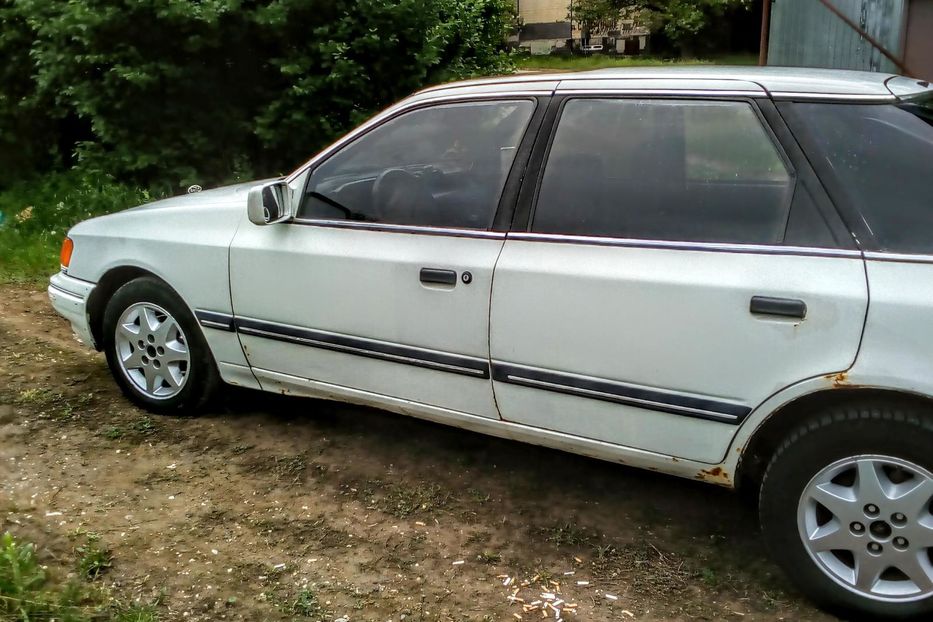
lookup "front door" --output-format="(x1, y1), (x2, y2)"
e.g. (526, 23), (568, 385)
(230, 98), (539, 419)
(489, 96), (868, 462)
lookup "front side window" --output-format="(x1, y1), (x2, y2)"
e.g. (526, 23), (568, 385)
(532, 99), (793, 244)
(299, 100), (535, 229)
(789, 97), (933, 254)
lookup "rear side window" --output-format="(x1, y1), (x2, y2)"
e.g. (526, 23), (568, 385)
(532, 99), (793, 244)
(790, 98), (933, 254)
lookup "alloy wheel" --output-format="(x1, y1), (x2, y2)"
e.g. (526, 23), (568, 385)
(798, 454), (933, 602)
(114, 302), (190, 399)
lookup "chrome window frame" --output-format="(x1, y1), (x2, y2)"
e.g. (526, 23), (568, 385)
(285, 92), (548, 235)
(506, 231), (863, 258)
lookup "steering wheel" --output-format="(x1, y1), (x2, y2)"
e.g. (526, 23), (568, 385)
(371, 168), (434, 224)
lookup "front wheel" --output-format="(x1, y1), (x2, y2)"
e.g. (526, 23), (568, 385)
(759, 402), (933, 620)
(102, 276), (220, 414)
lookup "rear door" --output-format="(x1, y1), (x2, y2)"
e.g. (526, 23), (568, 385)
(489, 90), (868, 463)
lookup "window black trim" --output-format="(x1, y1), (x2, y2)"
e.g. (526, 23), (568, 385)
(777, 101), (884, 252)
(510, 95), (563, 232)
(295, 95), (546, 234)
(761, 100), (857, 250)
(493, 96), (550, 231)
(513, 95), (801, 246)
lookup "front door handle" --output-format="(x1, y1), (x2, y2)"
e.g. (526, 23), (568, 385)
(420, 268), (457, 286)
(750, 296), (807, 319)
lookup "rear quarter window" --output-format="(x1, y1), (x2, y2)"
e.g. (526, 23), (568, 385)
(789, 98), (933, 254)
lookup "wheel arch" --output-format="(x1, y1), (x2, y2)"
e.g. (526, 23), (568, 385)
(87, 266), (169, 350)
(735, 386), (933, 496)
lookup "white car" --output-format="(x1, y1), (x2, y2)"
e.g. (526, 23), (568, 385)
(49, 67), (933, 619)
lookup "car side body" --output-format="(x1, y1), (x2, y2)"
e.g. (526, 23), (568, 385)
(49, 66), (933, 616)
(50, 66), (933, 487)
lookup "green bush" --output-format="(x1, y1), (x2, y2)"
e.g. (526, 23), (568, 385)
(2, 0), (516, 190)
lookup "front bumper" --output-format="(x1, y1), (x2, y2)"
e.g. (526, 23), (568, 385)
(48, 271), (96, 348)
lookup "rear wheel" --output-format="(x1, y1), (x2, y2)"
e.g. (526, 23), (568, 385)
(103, 277), (219, 414)
(759, 402), (933, 620)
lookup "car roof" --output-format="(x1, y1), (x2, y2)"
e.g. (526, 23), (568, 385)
(417, 65), (933, 101)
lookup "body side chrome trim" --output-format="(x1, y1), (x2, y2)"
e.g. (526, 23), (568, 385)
(289, 218), (507, 239)
(492, 362), (750, 424)
(553, 89), (766, 98)
(863, 251), (933, 265)
(506, 232), (862, 258)
(194, 310), (235, 332)
(235, 317), (490, 379)
(770, 92), (895, 102)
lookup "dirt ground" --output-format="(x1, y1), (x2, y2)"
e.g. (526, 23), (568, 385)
(0, 283), (835, 621)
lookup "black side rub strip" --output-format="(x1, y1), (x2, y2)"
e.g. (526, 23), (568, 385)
(492, 362), (751, 424)
(195, 310), (235, 332)
(235, 317), (490, 379)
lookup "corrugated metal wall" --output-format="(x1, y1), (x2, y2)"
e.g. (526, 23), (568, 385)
(768, 0), (907, 73)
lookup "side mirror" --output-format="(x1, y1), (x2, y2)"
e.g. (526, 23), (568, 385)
(247, 180), (291, 225)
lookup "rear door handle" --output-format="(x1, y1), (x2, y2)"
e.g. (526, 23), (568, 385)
(420, 268), (457, 286)
(750, 296), (807, 319)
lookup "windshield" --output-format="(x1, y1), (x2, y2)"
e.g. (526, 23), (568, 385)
(789, 95), (933, 254)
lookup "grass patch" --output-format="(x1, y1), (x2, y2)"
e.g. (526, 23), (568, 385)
(102, 426), (125, 440)
(0, 170), (152, 282)
(110, 601), (161, 622)
(15, 387), (64, 407)
(590, 541), (692, 594)
(379, 481), (454, 518)
(1, 531), (158, 621)
(515, 52), (756, 72)
(130, 417), (158, 436)
(342, 478), (455, 518)
(540, 521), (598, 548)
(291, 587), (328, 618)
(75, 535), (113, 580)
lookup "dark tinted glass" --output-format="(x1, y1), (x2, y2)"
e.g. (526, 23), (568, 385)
(532, 99), (793, 244)
(299, 100), (534, 229)
(791, 98), (933, 254)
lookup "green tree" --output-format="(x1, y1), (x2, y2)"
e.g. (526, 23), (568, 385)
(641, 0), (751, 53)
(0, 1), (61, 186)
(571, 0), (623, 44)
(0, 0), (516, 190)
(568, 0), (750, 56)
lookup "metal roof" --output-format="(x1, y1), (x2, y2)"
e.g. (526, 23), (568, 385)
(418, 66), (933, 101)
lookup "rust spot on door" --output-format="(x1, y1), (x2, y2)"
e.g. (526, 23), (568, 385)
(827, 371), (848, 388)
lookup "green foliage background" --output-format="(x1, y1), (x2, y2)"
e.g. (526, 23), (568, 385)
(0, 0), (516, 278)
(0, 0), (516, 190)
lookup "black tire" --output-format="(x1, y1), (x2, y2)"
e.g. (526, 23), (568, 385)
(102, 276), (220, 414)
(759, 401), (933, 620)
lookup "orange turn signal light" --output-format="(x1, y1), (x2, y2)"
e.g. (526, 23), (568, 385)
(60, 237), (74, 268)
